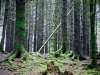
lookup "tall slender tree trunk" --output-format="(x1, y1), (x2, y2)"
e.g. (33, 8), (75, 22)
(74, 0), (81, 55)
(61, 0), (67, 53)
(34, 0), (38, 52)
(25, 1), (30, 51)
(45, 0), (48, 53)
(37, 0), (44, 53)
(0, 0), (1, 20)
(69, 0), (74, 51)
(90, 0), (98, 67)
(5, 0), (15, 53)
(14, 0), (26, 58)
(98, 4), (100, 52)
(9, 0), (16, 53)
(54, 0), (58, 51)
(28, 1), (33, 52)
(85, 2), (91, 58)
(0, 0), (9, 52)
(5, 0), (12, 53)
(82, 0), (88, 56)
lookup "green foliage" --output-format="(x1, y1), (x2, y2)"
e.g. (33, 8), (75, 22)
(21, 55), (26, 62)
(61, 54), (68, 58)
(89, 12), (94, 17)
(20, 45), (26, 51)
(58, 46), (62, 54)
(15, 21), (25, 41)
(14, 40), (19, 51)
(13, 0), (26, 53)
(67, 51), (73, 57)
(65, 51), (77, 60)
(50, 61), (55, 65)
(83, 66), (100, 75)
(8, 54), (15, 65)
(53, 45), (62, 55)
(90, 0), (98, 67)
(69, 62), (77, 66)
(50, 42), (54, 54)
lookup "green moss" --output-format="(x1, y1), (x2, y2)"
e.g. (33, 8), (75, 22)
(60, 54), (68, 58)
(7, 54), (15, 65)
(50, 42), (54, 54)
(69, 62), (77, 66)
(14, 40), (19, 51)
(13, 1), (26, 53)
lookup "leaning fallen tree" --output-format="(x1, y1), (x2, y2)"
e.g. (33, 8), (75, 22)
(37, 7), (73, 54)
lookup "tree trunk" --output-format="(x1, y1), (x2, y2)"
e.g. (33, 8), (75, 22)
(90, 0), (98, 67)
(82, 0), (88, 56)
(37, 0), (44, 53)
(54, 0), (58, 52)
(14, 0), (26, 58)
(25, 1), (29, 51)
(74, 0), (81, 55)
(5, 0), (16, 53)
(28, 1), (33, 52)
(69, 0), (74, 51)
(34, 0), (38, 52)
(9, 0), (16, 53)
(73, 0), (88, 60)
(0, 0), (1, 20)
(0, 0), (9, 52)
(5, 0), (12, 53)
(61, 0), (67, 53)
(45, 1), (49, 53)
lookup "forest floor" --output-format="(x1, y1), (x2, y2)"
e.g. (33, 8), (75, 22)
(0, 53), (100, 75)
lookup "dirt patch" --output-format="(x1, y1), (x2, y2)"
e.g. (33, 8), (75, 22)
(0, 69), (14, 75)
(0, 53), (8, 60)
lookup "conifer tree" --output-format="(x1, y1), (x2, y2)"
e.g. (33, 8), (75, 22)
(61, 0), (67, 53)
(90, 0), (98, 67)
(0, 0), (9, 53)
(13, 0), (26, 58)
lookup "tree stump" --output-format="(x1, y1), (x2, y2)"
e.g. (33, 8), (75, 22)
(42, 61), (73, 75)
(42, 61), (60, 75)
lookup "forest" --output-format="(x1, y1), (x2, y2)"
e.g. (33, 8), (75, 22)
(0, 0), (100, 75)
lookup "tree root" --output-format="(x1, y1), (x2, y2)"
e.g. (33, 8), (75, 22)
(0, 51), (34, 65)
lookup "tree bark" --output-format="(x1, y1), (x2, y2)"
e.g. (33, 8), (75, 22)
(29, 1), (33, 52)
(0, 0), (9, 52)
(34, 0), (38, 52)
(61, 0), (67, 53)
(73, 0), (89, 60)
(5, 0), (12, 53)
(0, 0), (1, 20)
(82, 0), (88, 56)
(69, 0), (74, 51)
(14, 0), (26, 58)
(37, 0), (44, 53)
(90, 0), (98, 67)
(9, 0), (16, 53)
(74, 0), (81, 55)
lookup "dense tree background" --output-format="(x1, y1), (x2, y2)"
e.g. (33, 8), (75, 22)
(0, 0), (100, 67)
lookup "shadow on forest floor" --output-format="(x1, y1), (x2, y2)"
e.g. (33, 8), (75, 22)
(0, 53), (100, 75)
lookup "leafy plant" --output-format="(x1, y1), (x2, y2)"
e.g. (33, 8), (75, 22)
(50, 42), (54, 54)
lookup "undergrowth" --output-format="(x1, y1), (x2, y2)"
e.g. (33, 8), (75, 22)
(0, 52), (100, 75)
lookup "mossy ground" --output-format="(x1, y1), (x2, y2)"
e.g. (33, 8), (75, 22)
(0, 53), (100, 75)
